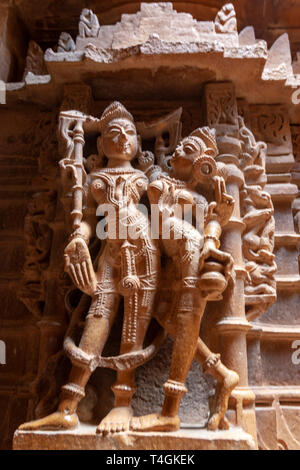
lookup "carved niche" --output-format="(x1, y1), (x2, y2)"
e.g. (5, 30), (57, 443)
(16, 90), (275, 442)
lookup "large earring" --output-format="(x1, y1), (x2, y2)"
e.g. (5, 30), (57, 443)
(193, 155), (217, 184)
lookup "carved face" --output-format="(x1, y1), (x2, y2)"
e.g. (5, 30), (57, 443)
(82, 8), (90, 17)
(171, 137), (199, 179)
(101, 118), (138, 162)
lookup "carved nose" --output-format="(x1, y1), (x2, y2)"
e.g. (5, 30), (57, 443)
(119, 130), (127, 141)
(175, 149), (183, 159)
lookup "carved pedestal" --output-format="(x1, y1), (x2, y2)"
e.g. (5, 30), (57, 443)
(13, 426), (255, 451)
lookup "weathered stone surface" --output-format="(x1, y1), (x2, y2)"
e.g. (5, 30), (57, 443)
(13, 425), (256, 450)
(262, 33), (293, 81)
(0, 6), (27, 82)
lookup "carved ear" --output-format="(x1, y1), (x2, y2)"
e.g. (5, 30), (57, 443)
(193, 155), (217, 183)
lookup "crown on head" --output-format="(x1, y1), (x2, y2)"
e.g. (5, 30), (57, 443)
(189, 127), (218, 158)
(99, 101), (135, 132)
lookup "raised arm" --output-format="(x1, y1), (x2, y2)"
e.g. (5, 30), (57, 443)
(199, 176), (235, 286)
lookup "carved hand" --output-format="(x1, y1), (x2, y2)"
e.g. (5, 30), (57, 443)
(64, 238), (97, 296)
(199, 241), (234, 282)
(207, 176), (234, 227)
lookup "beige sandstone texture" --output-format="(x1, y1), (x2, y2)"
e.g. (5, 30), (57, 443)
(13, 425), (256, 450)
(0, 1), (299, 451)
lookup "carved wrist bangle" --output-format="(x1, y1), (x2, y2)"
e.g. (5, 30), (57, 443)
(203, 353), (221, 374)
(204, 235), (220, 249)
(163, 380), (188, 397)
(61, 383), (85, 400)
(111, 383), (137, 399)
(69, 231), (89, 243)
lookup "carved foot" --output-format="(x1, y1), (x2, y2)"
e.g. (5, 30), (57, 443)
(18, 411), (78, 431)
(130, 413), (180, 432)
(96, 406), (132, 434)
(207, 370), (239, 431)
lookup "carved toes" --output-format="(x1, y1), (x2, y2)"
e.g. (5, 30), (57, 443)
(18, 411), (78, 431)
(96, 407), (132, 435)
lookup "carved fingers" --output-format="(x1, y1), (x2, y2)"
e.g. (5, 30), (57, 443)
(209, 176), (234, 226)
(199, 245), (234, 281)
(64, 238), (97, 296)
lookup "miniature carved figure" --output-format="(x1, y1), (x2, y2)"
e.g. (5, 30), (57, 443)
(215, 3), (237, 34)
(57, 32), (76, 53)
(238, 117), (277, 320)
(23, 40), (48, 78)
(78, 9), (100, 38)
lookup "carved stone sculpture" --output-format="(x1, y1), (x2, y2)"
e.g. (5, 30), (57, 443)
(78, 9), (100, 38)
(214, 3), (237, 34)
(238, 116), (277, 320)
(19, 102), (159, 432)
(23, 40), (48, 78)
(18, 101), (239, 435)
(57, 33), (76, 53)
(131, 127), (239, 432)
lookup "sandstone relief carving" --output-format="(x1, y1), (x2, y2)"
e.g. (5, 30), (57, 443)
(19, 191), (56, 318)
(238, 116), (277, 320)
(18, 101), (241, 434)
(3, 0), (299, 452)
(45, 2), (244, 63)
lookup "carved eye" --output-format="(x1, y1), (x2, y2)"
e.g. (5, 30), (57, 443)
(107, 129), (119, 136)
(126, 129), (136, 136)
(184, 144), (197, 154)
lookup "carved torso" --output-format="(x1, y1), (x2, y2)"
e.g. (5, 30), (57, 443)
(90, 167), (150, 244)
(148, 174), (205, 258)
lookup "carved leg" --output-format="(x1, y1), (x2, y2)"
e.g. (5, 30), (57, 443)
(78, 22), (90, 38)
(97, 289), (154, 434)
(153, 247), (238, 431)
(194, 339), (239, 430)
(19, 293), (120, 431)
(154, 300), (238, 431)
(131, 289), (206, 432)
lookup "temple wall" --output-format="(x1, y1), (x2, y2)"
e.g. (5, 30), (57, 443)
(0, 1), (300, 450)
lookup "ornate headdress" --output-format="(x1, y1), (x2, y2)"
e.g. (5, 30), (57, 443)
(171, 126), (219, 183)
(99, 101), (135, 132)
(188, 127), (218, 159)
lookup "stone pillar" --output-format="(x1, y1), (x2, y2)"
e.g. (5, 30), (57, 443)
(204, 82), (257, 442)
(243, 104), (300, 449)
